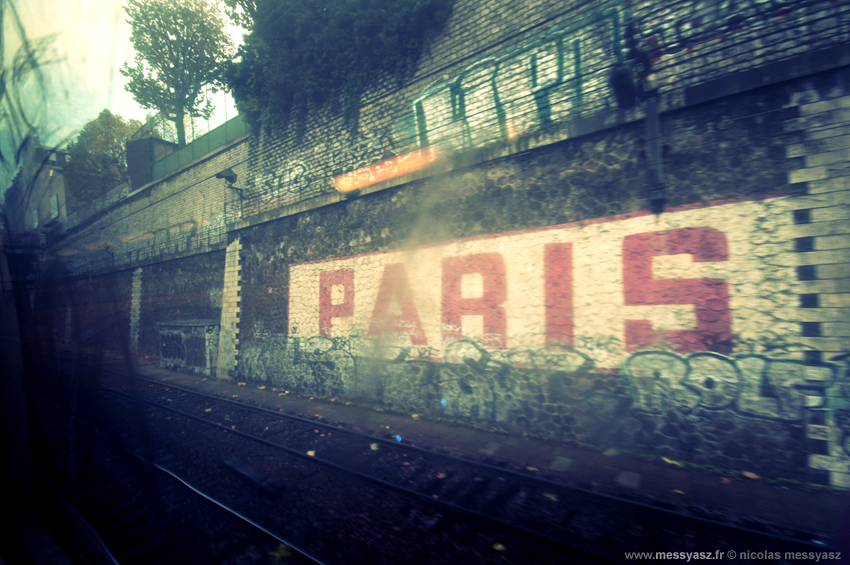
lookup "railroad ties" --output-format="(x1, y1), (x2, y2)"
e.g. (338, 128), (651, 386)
(91, 367), (830, 564)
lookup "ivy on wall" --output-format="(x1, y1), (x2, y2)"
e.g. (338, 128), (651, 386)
(224, 0), (455, 136)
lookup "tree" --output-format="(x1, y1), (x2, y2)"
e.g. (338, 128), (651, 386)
(138, 111), (205, 145)
(64, 110), (143, 202)
(225, 0), (455, 136)
(120, 0), (233, 147)
(222, 0), (257, 31)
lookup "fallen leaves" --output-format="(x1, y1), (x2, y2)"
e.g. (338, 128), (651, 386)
(237, 382), (246, 386)
(257, 385), (265, 389)
(412, 413), (420, 420)
(307, 451), (315, 457)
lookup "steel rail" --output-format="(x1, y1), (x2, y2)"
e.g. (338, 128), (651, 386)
(16, 376), (326, 565)
(99, 380), (628, 564)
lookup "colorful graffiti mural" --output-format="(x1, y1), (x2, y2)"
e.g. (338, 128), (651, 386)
(411, 3), (625, 152)
(238, 327), (848, 482)
(158, 321), (220, 376)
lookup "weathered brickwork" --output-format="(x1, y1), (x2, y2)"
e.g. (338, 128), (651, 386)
(58, 270), (134, 355)
(35, 0), (850, 486)
(217, 237), (243, 379)
(46, 0), (848, 276)
(229, 69), (850, 484)
(137, 251), (225, 358)
(130, 267), (142, 354)
(243, 0), (849, 214)
(779, 79), (850, 488)
(53, 138), (248, 277)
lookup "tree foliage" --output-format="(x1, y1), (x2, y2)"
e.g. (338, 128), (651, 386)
(64, 110), (143, 202)
(137, 111), (206, 146)
(120, 0), (233, 147)
(225, 0), (455, 135)
(222, 0), (258, 31)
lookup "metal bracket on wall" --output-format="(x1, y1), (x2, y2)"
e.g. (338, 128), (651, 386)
(609, 21), (666, 214)
(216, 168), (245, 219)
(644, 93), (666, 214)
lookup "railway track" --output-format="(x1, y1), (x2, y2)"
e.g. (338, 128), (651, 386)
(93, 374), (599, 563)
(91, 366), (832, 563)
(10, 377), (322, 565)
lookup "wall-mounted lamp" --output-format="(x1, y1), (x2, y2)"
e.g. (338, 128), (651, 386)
(609, 63), (638, 109)
(216, 168), (244, 217)
(215, 168), (242, 193)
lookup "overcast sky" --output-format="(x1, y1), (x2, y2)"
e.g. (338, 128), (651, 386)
(1, 0), (242, 198)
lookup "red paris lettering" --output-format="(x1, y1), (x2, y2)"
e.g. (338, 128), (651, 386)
(545, 242), (574, 346)
(623, 227), (731, 353)
(318, 268), (354, 336)
(442, 253), (507, 348)
(368, 263), (428, 345)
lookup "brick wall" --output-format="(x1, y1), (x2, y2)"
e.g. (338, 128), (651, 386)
(227, 66), (850, 485)
(779, 83), (850, 487)
(217, 237), (243, 378)
(137, 251), (226, 358)
(48, 0), (850, 278)
(37, 0), (850, 485)
(53, 138), (248, 277)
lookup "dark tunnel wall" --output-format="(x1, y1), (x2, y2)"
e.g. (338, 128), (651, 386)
(137, 250), (226, 358)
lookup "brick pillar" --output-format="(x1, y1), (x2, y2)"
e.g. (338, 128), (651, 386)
(217, 237), (242, 379)
(786, 94), (850, 488)
(130, 267), (142, 355)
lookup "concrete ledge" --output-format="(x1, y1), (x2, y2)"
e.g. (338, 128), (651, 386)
(686, 43), (850, 107)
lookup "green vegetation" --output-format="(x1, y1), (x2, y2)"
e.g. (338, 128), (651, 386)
(121, 0), (234, 146)
(64, 110), (143, 202)
(224, 0), (456, 136)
